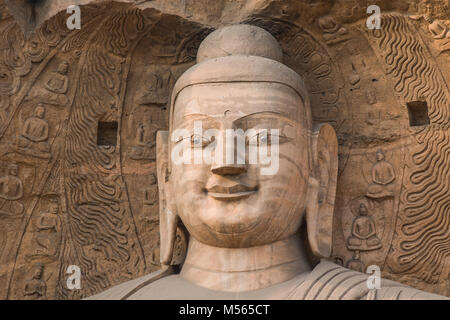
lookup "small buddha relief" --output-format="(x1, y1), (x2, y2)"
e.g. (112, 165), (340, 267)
(318, 15), (349, 45)
(0, 163), (24, 217)
(32, 199), (62, 259)
(23, 263), (47, 300)
(26, 61), (70, 106)
(15, 104), (51, 159)
(128, 122), (158, 161)
(420, 1), (450, 53)
(366, 149), (396, 199)
(135, 67), (172, 106)
(347, 203), (382, 251)
(127, 106), (164, 161)
(142, 174), (159, 225)
(410, 5), (450, 53)
(343, 197), (384, 253)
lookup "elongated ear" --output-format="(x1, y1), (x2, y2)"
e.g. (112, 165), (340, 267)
(157, 131), (189, 267)
(156, 131), (178, 266)
(306, 124), (338, 258)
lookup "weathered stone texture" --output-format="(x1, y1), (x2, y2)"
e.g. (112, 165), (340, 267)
(0, 0), (448, 299)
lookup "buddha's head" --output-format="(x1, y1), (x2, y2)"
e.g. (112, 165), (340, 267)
(32, 263), (43, 279)
(359, 203), (368, 216)
(318, 16), (337, 31)
(376, 149), (385, 161)
(35, 105), (45, 119)
(156, 24), (338, 266)
(8, 163), (18, 176)
(49, 201), (59, 215)
(58, 61), (69, 75)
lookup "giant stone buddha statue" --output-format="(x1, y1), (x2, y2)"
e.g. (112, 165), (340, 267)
(89, 24), (447, 300)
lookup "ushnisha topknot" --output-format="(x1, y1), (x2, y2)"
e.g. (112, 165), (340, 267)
(196, 24), (283, 63)
(169, 24), (312, 133)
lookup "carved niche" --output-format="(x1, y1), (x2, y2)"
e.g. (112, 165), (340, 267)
(0, 0), (448, 299)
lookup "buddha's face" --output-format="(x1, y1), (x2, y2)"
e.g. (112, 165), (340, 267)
(34, 266), (43, 279)
(49, 203), (59, 214)
(9, 165), (18, 176)
(169, 82), (310, 247)
(36, 107), (45, 119)
(58, 62), (69, 74)
(319, 16), (336, 30)
(359, 204), (368, 216)
(376, 151), (384, 161)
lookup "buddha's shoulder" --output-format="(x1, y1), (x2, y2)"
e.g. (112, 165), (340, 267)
(289, 261), (447, 300)
(85, 267), (179, 300)
(86, 262), (448, 300)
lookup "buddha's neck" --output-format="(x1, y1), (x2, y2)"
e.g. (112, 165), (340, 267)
(180, 235), (312, 292)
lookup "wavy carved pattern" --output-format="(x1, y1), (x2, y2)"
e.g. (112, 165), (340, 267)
(58, 8), (147, 299)
(367, 14), (450, 286)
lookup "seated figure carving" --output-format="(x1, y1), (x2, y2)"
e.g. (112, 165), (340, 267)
(318, 16), (348, 44)
(89, 25), (447, 300)
(23, 263), (47, 300)
(347, 203), (381, 251)
(423, 14), (450, 52)
(42, 61), (69, 106)
(129, 123), (157, 160)
(33, 200), (61, 257)
(17, 104), (51, 158)
(366, 149), (395, 199)
(0, 163), (24, 217)
(26, 61), (70, 106)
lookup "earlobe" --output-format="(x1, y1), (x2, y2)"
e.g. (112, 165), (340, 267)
(306, 176), (322, 257)
(159, 209), (179, 266)
(156, 131), (188, 267)
(305, 124), (338, 258)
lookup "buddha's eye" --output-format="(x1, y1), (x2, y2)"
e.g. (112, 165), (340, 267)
(192, 135), (201, 146)
(190, 134), (214, 148)
(259, 134), (268, 145)
(248, 131), (288, 146)
(248, 132), (271, 146)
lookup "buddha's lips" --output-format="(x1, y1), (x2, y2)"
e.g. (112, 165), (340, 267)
(205, 183), (258, 200)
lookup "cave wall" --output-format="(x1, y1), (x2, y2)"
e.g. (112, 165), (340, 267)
(0, 0), (448, 299)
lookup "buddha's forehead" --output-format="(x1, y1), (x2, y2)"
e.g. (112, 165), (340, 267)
(172, 82), (305, 126)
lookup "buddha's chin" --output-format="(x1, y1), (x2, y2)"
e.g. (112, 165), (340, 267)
(199, 214), (262, 236)
(198, 195), (264, 233)
(178, 191), (300, 246)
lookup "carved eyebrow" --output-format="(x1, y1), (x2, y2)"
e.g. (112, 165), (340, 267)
(180, 113), (211, 119)
(234, 111), (297, 124)
(238, 111), (282, 118)
(174, 114), (220, 127)
(202, 96), (297, 108)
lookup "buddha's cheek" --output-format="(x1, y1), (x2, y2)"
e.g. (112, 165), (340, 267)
(170, 164), (210, 226)
(250, 157), (309, 243)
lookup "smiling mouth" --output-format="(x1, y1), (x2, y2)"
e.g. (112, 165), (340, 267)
(206, 183), (258, 201)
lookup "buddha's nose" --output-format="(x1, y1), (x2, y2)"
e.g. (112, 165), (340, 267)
(211, 163), (247, 175)
(210, 129), (247, 175)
